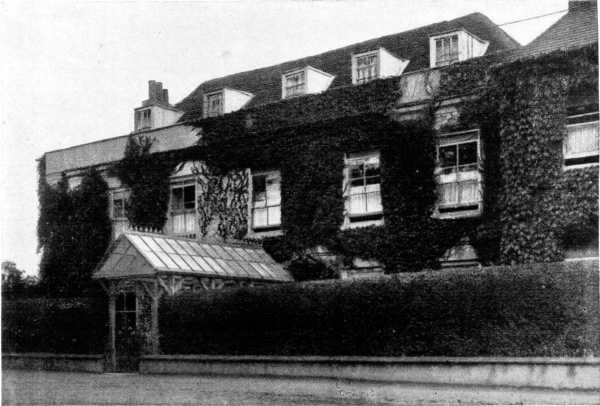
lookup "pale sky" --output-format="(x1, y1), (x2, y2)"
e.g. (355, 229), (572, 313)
(0, 0), (568, 275)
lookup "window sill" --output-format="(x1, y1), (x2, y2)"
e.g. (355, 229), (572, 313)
(246, 227), (283, 239)
(564, 256), (599, 262)
(341, 215), (384, 230)
(563, 161), (599, 171)
(433, 204), (482, 220)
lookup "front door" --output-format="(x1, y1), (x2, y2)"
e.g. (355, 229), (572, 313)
(115, 291), (139, 371)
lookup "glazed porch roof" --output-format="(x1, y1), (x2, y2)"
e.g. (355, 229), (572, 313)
(93, 232), (293, 282)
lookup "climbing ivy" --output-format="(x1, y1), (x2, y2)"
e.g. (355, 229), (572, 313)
(112, 135), (176, 230)
(37, 164), (111, 296)
(458, 44), (599, 263)
(192, 163), (249, 240)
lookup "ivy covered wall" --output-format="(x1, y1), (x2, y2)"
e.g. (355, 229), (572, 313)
(191, 44), (598, 273)
(38, 162), (112, 296)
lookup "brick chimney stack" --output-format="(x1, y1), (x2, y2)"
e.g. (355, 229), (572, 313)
(142, 80), (170, 107)
(569, 0), (597, 11)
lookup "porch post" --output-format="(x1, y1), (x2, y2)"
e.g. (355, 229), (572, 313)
(108, 289), (117, 371)
(151, 291), (160, 354)
(141, 279), (163, 354)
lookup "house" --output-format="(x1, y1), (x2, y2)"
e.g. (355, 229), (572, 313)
(39, 2), (598, 369)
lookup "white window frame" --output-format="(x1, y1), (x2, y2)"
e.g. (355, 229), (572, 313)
(247, 170), (282, 237)
(110, 189), (129, 220)
(563, 112), (599, 170)
(429, 29), (489, 68)
(170, 178), (196, 214)
(282, 69), (306, 98)
(115, 291), (138, 331)
(168, 177), (197, 237)
(342, 151), (384, 229)
(433, 34), (459, 67)
(352, 50), (379, 85)
(135, 108), (152, 130)
(204, 90), (224, 118)
(434, 129), (483, 219)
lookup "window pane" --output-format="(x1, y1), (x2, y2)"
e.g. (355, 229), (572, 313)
(125, 292), (136, 311)
(171, 188), (183, 210)
(252, 175), (266, 203)
(364, 163), (379, 178)
(349, 193), (366, 215)
(172, 213), (186, 234)
(366, 191), (382, 213)
(450, 35), (459, 56)
(253, 207), (268, 228)
(459, 180), (478, 203)
(349, 163), (363, 179)
(183, 185), (196, 209)
(566, 123), (599, 156)
(439, 183), (458, 205)
(458, 142), (478, 166)
(207, 93), (223, 116)
(436, 38), (443, 60)
(365, 175), (380, 186)
(268, 205), (281, 225)
(113, 198), (125, 218)
(356, 54), (377, 83)
(439, 145), (457, 168)
(266, 175), (281, 205)
(350, 178), (364, 188)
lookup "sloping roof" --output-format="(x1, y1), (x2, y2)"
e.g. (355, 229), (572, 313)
(93, 232), (293, 282)
(510, 3), (597, 59)
(176, 12), (520, 121)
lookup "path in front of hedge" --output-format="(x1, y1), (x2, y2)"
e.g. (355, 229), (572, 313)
(3, 369), (599, 405)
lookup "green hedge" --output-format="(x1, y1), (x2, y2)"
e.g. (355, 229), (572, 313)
(2, 297), (107, 354)
(160, 260), (599, 357)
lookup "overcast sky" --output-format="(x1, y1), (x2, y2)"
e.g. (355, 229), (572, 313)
(1, 0), (568, 275)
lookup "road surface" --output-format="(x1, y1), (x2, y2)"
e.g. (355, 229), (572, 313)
(3, 369), (599, 405)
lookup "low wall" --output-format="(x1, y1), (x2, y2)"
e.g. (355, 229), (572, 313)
(140, 355), (600, 390)
(2, 353), (104, 373)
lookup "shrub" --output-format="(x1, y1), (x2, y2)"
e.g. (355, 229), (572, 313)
(160, 260), (599, 357)
(2, 297), (107, 354)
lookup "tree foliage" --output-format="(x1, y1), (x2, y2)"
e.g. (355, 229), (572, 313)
(112, 135), (175, 230)
(37, 163), (111, 296)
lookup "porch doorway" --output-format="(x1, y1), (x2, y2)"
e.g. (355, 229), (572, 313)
(115, 291), (139, 372)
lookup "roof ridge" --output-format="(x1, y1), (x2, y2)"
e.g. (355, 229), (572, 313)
(175, 12), (512, 109)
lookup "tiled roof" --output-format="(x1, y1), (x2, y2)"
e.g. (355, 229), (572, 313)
(93, 232), (293, 282)
(176, 12), (519, 121)
(510, 3), (598, 59)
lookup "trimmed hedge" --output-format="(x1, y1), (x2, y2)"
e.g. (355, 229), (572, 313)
(2, 297), (107, 354)
(160, 260), (599, 357)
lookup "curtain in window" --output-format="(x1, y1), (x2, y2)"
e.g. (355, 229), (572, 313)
(346, 153), (382, 217)
(252, 172), (281, 229)
(565, 123), (599, 157)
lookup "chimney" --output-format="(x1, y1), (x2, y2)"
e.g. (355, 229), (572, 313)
(141, 80), (172, 107)
(569, 0), (597, 11)
(148, 80), (163, 102)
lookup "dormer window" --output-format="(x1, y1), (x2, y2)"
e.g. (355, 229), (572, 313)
(355, 52), (378, 84)
(133, 81), (183, 132)
(429, 29), (489, 68)
(135, 108), (152, 130)
(203, 88), (253, 118)
(435, 34), (459, 66)
(281, 66), (334, 99)
(283, 70), (306, 98)
(351, 48), (409, 85)
(205, 91), (224, 117)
